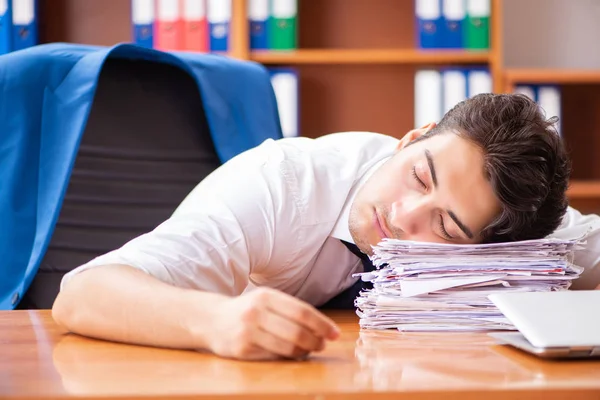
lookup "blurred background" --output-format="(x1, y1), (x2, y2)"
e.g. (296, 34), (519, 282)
(5, 0), (600, 214)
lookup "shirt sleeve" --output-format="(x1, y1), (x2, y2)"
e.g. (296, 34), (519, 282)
(60, 139), (301, 296)
(552, 206), (600, 289)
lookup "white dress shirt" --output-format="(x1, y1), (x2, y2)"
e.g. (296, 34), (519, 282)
(61, 132), (600, 306)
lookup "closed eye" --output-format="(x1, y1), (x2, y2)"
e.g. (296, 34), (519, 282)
(438, 215), (453, 240)
(412, 166), (427, 190)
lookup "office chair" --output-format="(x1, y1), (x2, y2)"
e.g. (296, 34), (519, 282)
(0, 43), (282, 309)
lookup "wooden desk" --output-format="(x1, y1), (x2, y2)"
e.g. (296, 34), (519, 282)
(1, 310), (599, 400)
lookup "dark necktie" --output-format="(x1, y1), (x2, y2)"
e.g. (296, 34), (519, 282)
(319, 240), (376, 310)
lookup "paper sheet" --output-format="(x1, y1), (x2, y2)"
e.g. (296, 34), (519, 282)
(354, 236), (585, 332)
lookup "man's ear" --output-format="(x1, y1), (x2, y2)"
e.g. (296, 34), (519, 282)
(396, 122), (436, 151)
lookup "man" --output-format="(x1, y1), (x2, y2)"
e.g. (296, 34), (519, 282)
(52, 93), (600, 361)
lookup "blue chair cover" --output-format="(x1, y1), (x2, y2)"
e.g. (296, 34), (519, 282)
(0, 43), (283, 309)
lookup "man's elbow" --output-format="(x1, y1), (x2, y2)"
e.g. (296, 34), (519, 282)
(52, 292), (70, 329)
(52, 276), (85, 331)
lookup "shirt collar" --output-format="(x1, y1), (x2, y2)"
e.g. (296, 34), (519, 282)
(330, 156), (391, 244)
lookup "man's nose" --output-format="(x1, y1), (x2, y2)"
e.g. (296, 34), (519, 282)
(389, 197), (429, 236)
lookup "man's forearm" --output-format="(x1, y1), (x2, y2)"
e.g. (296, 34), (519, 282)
(52, 265), (225, 351)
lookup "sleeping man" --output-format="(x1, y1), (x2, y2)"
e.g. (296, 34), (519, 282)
(52, 93), (600, 360)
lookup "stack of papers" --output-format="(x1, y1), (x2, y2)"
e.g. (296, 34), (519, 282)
(355, 237), (585, 331)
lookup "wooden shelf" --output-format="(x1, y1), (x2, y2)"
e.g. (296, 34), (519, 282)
(567, 181), (600, 199)
(504, 69), (600, 85)
(251, 49), (491, 65)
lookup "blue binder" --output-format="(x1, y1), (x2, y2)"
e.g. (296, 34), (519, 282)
(514, 84), (538, 102)
(269, 67), (299, 138)
(440, 0), (465, 48)
(131, 0), (154, 49)
(0, 0), (11, 55)
(208, 0), (231, 51)
(249, 0), (269, 49)
(466, 66), (492, 97)
(536, 85), (561, 135)
(416, 0), (442, 49)
(11, 0), (36, 51)
(441, 67), (467, 114)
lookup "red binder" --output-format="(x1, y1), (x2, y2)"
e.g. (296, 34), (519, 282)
(182, 0), (208, 52)
(154, 0), (183, 51)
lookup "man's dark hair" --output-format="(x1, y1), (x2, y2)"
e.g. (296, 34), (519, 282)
(417, 93), (570, 243)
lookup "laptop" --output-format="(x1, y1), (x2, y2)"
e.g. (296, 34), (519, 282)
(488, 290), (600, 359)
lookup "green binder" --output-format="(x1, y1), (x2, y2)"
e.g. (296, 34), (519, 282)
(269, 0), (297, 50)
(465, 0), (490, 49)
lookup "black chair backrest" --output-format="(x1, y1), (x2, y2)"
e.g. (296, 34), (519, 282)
(17, 57), (221, 309)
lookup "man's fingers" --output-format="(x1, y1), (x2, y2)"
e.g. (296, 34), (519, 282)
(259, 309), (325, 352)
(235, 343), (280, 361)
(262, 291), (340, 340)
(252, 326), (310, 359)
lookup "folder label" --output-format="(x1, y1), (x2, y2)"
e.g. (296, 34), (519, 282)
(443, 0), (466, 20)
(12, 0), (33, 24)
(467, 0), (491, 17)
(272, 0), (297, 18)
(132, 0), (154, 24)
(157, 0), (179, 21)
(183, 0), (205, 19)
(208, 0), (231, 22)
(416, 0), (441, 20)
(212, 25), (226, 39)
(249, 0), (269, 19)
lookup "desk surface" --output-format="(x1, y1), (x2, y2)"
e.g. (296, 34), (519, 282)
(1, 310), (600, 400)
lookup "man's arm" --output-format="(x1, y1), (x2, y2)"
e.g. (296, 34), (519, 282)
(53, 264), (339, 360)
(53, 264), (223, 350)
(52, 140), (340, 360)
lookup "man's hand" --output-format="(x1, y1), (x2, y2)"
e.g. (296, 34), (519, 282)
(204, 287), (340, 361)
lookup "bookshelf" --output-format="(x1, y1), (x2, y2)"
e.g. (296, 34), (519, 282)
(248, 0), (503, 139)
(503, 68), (600, 210)
(504, 69), (600, 88)
(251, 49), (491, 65)
(37, 0), (502, 141)
(567, 182), (600, 199)
(36, 0), (600, 213)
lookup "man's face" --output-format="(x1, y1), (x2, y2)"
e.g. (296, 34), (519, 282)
(349, 126), (502, 255)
